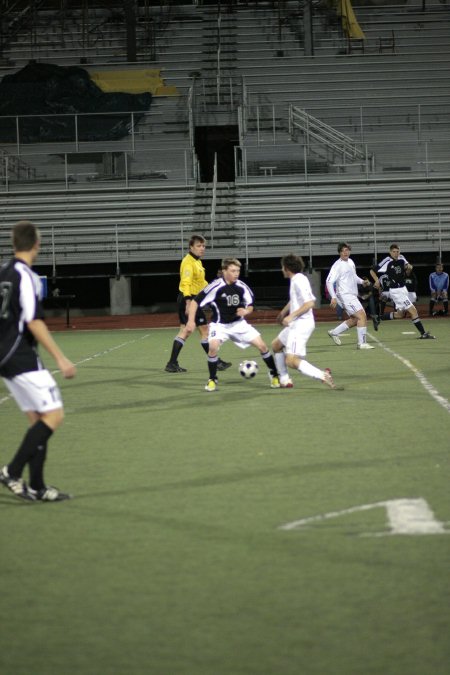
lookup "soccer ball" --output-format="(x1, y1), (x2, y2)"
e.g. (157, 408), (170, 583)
(239, 360), (259, 379)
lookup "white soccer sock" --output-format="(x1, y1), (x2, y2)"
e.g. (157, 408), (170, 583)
(357, 327), (367, 345)
(274, 352), (288, 378)
(299, 360), (324, 381)
(333, 322), (349, 336)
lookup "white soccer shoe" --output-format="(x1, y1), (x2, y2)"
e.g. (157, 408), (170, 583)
(328, 331), (341, 346)
(357, 343), (375, 350)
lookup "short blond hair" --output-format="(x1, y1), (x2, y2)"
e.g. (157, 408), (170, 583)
(221, 257), (241, 270)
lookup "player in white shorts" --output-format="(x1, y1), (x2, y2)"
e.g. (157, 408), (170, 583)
(272, 254), (335, 389)
(0, 221), (76, 502)
(371, 244), (434, 339)
(186, 257), (280, 391)
(326, 242), (374, 350)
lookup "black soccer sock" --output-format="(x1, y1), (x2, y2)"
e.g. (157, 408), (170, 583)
(429, 299), (435, 315)
(200, 340), (209, 354)
(412, 317), (425, 335)
(8, 420), (53, 480)
(261, 351), (277, 376)
(28, 442), (48, 491)
(207, 356), (218, 380)
(168, 337), (184, 363)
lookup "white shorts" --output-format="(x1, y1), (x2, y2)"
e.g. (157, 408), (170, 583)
(277, 318), (315, 358)
(337, 293), (364, 317)
(3, 370), (63, 413)
(389, 287), (414, 312)
(208, 319), (261, 350)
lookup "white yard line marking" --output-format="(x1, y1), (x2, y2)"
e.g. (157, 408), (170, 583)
(369, 333), (450, 414)
(280, 498), (450, 536)
(0, 333), (152, 407)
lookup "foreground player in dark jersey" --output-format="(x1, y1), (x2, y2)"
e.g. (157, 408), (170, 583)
(0, 221), (76, 502)
(186, 258), (280, 391)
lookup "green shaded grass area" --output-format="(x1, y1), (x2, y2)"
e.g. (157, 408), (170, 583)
(1, 321), (450, 675)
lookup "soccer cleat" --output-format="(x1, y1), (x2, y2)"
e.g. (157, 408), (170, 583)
(28, 486), (72, 502)
(357, 343), (375, 350)
(418, 332), (436, 340)
(323, 368), (336, 389)
(217, 359), (232, 371)
(0, 465), (35, 501)
(280, 377), (294, 389)
(269, 374), (281, 389)
(371, 315), (380, 331)
(328, 331), (341, 346)
(165, 362), (187, 373)
(204, 378), (217, 392)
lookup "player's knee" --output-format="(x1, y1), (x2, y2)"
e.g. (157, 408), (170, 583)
(42, 407), (65, 430)
(285, 354), (298, 369)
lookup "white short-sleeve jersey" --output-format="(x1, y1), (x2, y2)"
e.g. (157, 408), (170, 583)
(289, 272), (315, 320)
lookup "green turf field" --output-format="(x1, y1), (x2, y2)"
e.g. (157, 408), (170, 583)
(1, 320), (450, 675)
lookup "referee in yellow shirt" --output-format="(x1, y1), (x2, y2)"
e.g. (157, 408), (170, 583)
(165, 234), (231, 372)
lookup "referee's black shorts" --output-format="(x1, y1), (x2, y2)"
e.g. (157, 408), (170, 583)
(177, 293), (207, 326)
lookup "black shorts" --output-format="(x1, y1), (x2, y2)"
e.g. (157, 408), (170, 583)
(177, 293), (207, 326)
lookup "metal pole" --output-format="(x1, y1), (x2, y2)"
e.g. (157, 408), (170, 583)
(16, 116), (20, 155)
(115, 224), (120, 279)
(52, 226), (56, 280)
(64, 153), (68, 190)
(308, 218), (312, 269)
(373, 214), (377, 263)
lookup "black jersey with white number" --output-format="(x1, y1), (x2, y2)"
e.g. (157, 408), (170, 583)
(0, 257), (45, 378)
(195, 277), (254, 324)
(376, 254), (409, 289)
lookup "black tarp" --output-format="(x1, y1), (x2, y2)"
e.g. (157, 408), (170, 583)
(0, 62), (152, 143)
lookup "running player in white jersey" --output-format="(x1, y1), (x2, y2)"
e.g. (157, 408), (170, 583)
(326, 242), (374, 350)
(271, 254), (335, 389)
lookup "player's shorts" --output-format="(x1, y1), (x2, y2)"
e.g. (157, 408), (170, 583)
(208, 319), (261, 349)
(337, 293), (364, 317)
(3, 369), (63, 413)
(389, 287), (414, 312)
(177, 293), (207, 326)
(277, 318), (315, 358)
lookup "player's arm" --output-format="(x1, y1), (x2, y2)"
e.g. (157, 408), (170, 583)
(276, 301), (291, 324)
(27, 319), (76, 378)
(370, 267), (381, 289)
(185, 298), (199, 335)
(236, 304), (253, 318)
(282, 300), (315, 326)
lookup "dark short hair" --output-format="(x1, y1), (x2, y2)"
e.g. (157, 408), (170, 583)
(338, 242), (351, 253)
(12, 220), (40, 252)
(281, 254), (305, 274)
(189, 234), (206, 248)
(389, 243), (400, 251)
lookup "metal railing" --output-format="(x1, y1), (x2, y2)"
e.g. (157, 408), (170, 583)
(0, 148), (197, 191)
(289, 105), (369, 164)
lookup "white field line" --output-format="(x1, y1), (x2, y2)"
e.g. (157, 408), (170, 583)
(0, 333), (152, 407)
(369, 332), (450, 414)
(279, 498), (450, 536)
